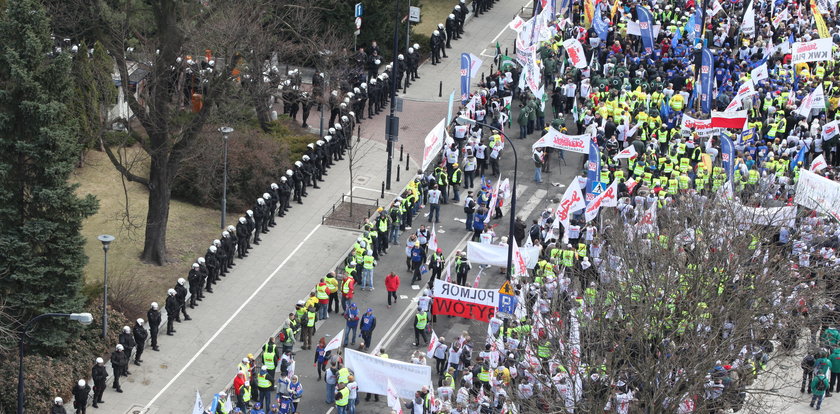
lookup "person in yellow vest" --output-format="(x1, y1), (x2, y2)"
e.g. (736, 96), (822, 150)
(256, 365), (274, 410)
(325, 271), (340, 314)
(335, 382), (350, 414)
(316, 279), (330, 320)
(216, 391), (230, 414)
(261, 337), (279, 381)
(300, 305), (316, 350)
(412, 307), (429, 346)
(340, 274), (355, 312)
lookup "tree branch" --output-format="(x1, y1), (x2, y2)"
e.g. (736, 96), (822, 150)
(99, 136), (150, 187)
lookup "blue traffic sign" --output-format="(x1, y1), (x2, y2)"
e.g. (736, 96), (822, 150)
(355, 3), (364, 17)
(498, 294), (518, 314)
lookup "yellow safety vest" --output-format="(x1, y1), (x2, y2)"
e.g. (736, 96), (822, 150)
(336, 387), (350, 406)
(363, 255), (375, 270)
(316, 284), (328, 300)
(257, 373), (272, 388)
(477, 367), (490, 382)
(415, 312), (428, 329)
(342, 278), (354, 294)
(241, 385), (251, 403)
(325, 277), (338, 293)
(307, 311), (316, 327)
(338, 367), (350, 384)
(262, 345), (276, 370)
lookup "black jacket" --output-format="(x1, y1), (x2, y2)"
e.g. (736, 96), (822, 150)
(188, 269), (201, 290)
(110, 350), (128, 368)
(92, 364), (108, 384)
(174, 284), (188, 303)
(165, 295), (179, 314)
(133, 323), (148, 345)
(119, 331), (136, 349)
(147, 308), (162, 328)
(72, 384), (90, 404)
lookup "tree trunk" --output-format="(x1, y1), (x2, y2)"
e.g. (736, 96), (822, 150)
(140, 153), (172, 265)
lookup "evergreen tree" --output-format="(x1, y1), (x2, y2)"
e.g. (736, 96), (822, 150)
(0, 0), (98, 351)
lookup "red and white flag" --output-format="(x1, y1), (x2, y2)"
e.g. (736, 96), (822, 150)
(810, 154), (827, 172)
(426, 330), (439, 358)
(485, 175), (502, 223)
(635, 202), (658, 234)
(624, 177), (638, 194)
(428, 224), (438, 253)
(553, 179), (586, 230)
(386, 379), (403, 414)
(711, 110), (748, 129)
(444, 261), (452, 283)
(325, 329), (344, 352)
(472, 268), (484, 288)
(612, 145), (638, 160)
(584, 179), (618, 222)
(511, 238), (529, 278)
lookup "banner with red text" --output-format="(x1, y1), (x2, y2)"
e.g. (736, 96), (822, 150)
(421, 118), (447, 172)
(432, 279), (498, 321)
(532, 127), (591, 153)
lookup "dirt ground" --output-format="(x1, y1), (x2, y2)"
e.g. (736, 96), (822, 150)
(71, 148), (239, 312)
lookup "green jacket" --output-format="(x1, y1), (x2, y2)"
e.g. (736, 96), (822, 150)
(811, 374), (830, 396)
(517, 107), (531, 125)
(831, 349), (840, 373)
(815, 357), (831, 375)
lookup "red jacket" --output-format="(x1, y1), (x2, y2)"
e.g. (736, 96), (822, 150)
(385, 274), (400, 292)
(233, 372), (246, 396)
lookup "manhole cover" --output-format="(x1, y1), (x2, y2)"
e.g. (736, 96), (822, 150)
(353, 175), (370, 185)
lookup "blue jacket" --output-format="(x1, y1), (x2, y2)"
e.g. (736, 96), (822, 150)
(473, 213), (486, 230)
(360, 313), (377, 331)
(344, 308), (359, 327)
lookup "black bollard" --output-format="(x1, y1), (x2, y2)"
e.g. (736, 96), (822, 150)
(400, 144), (404, 162)
(381, 181), (385, 198)
(439, 81), (443, 97)
(396, 166), (401, 182)
(505, 48), (509, 56)
(405, 153), (410, 171)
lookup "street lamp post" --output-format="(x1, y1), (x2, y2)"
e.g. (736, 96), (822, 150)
(18, 313), (92, 414)
(457, 117), (518, 281)
(97, 234), (115, 339)
(218, 126), (234, 229)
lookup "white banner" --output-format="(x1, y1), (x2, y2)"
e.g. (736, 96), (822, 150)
(795, 170), (840, 221)
(532, 127), (591, 153)
(751, 63), (769, 82)
(421, 118), (447, 172)
(680, 115), (720, 137)
(433, 278), (498, 307)
(325, 328), (344, 352)
(515, 36), (536, 66)
(524, 46), (541, 93)
(554, 179), (586, 230)
(795, 85), (826, 117)
(810, 154), (828, 172)
(562, 38), (588, 69)
(466, 241), (540, 268)
(741, 0), (756, 37)
(612, 146), (637, 160)
(733, 204), (797, 227)
(626, 21), (661, 37)
(791, 38), (834, 64)
(345, 349), (432, 400)
(822, 120), (839, 140)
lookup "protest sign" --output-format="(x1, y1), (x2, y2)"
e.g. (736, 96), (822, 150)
(432, 279), (498, 321)
(345, 349), (432, 399)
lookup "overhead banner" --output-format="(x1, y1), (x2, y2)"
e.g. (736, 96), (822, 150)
(421, 118), (447, 172)
(432, 279), (498, 321)
(795, 170), (840, 221)
(585, 141), (601, 203)
(562, 38), (588, 68)
(791, 38), (834, 64)
(636, 6), (655, 54)
(466, 241), (540, 268)
(531, 127), (591, 153)
(344, 349), (432, 400)
(700, 47), (714, 113)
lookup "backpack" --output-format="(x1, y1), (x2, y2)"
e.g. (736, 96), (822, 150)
(278, 329), (287, 343)
(816, 378), (827, 392)
(464, 198), (475, 214)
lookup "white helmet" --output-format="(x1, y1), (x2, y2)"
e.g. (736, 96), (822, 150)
(295, 161), (303, 168)
(347, 92), (355, 98)
(335, 123), (343, 129)
(222, 230), (230, 237)
(398, 54), (404, 60)
(239, 217), (246, 224)
(353, 87), (360, 94)
(438, 23), (444, 29)
(349, 111), (355, 119)
(151, 302), (159, 310)
(178, 278), (186, 285)
(433, 30), (440, 36)
(329, 128), (336, 134)
(227, 225), (235, 232)
(331, 90), (338, 96)
(198, 257), (205, 264)
(271, 183), (278, 190)
(449, 13), (455, 19)
(302, 155), (310, 161)
(374, 59), (382, 65)
(413, 43), (420, 49)
(361, 83), (367, 89)
(213, 239), (221, 246)
(340, 102), (347, 108)
(96, 357), (104, 364)
(280, 176), (287, 182)
(116, 344), (124, 351)
(370, 78), (377, 85)
(122, 325), (130, 333)
(247, 209), (254, 216)
(262, 192), (270, 199)
(193, 262), (200, 269)
(257, 197), (265, 205)
(136, 318), (144, 325)
(54, 397), (63, 404)
(286, 169), (293, 176)
(454, 5), (461, 10)
(209, 245), (217, 253)
(317, 140), (324, 146)
(324, 136), (332, 142)
(341, 116), (349, 122)
(242, 357), (249, 363)
(78, 379), (86, 387)
(408, 47), (414, 53)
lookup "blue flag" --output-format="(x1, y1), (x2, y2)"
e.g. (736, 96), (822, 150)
(460, 53), (471, 104)
(585, 141), (601, 204)
(593, 3), (609, 41)
(692, 7), (703, 43)
(791, 145), (808, 171)
(636, 5), (655, 55)
(210, 393), (220, 413)
(660, 100), (672, 119)
(671, 25), (683, 50)
(720, 133), (735, 185)
(700, 47), (714, 114)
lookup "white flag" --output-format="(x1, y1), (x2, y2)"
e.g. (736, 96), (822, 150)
(635, 202), (658, 234)
(795, 85), (826, 117)
(511, 238), (529, 278)
(508, 15), (526, 32)
(426, 330), (439, 358)
(741, 0), (756, 38)
(553, 179), (586, 230)
(387, 379), (403, 414)
(325, 329), (344, 352)
(810, 154), (828, 172)
(192, 390), (204, 414)
(771, 8), (791, 28)
(468, 53), (484, 78)
(822, 120), (839, 140)
(223, 393), (233, 413)
(612, 146), (638, 160)
(750, 63), (769, 82)
(711, 0), (723, 16)
(428, 224), (438, 254)
(584, 179), (618, 222)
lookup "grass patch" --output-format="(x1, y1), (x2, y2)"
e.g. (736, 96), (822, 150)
(414, 0), (458, 37)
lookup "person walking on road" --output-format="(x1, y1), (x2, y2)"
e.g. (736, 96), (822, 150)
(342, 303), (360, 347)
(385, 272), (400, 308)
(359, 308), (377, 350)
(811, 372), (830, 410)
(412, 307), (429, 346)
(427, 184), (442, 223)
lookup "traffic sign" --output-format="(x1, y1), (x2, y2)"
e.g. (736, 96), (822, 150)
(355, 3), (364, 17)
(408, 6), (421, 23)
(355, 17), (363, 29)
(498, 280), (514, 296)
(497, 294), (517, 314)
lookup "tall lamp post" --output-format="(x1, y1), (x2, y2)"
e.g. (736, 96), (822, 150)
(458, 117), (518, 281)
(97, 234), (115, 338)
(18, 312), (93, 414)
(218, 126), (234, 229)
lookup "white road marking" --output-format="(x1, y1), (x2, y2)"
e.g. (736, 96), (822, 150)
(411, 285), (420, 290)
(516, 188), (548, 221)
(400, 295), (409, 299)
(144, 224), (323, 409)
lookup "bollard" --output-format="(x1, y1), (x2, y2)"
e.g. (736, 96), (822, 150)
(399, 144), (404, 162)
(405, 153), (410, 171)
(513, 41), (516, 54)
(439, 81), (443, 97)
(481, 72), (485, 84)
(396, 166), (401, 182)
(381, 181), (385, 198)
(505, 48), (509, 56)
(490, 64), (494, 75)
